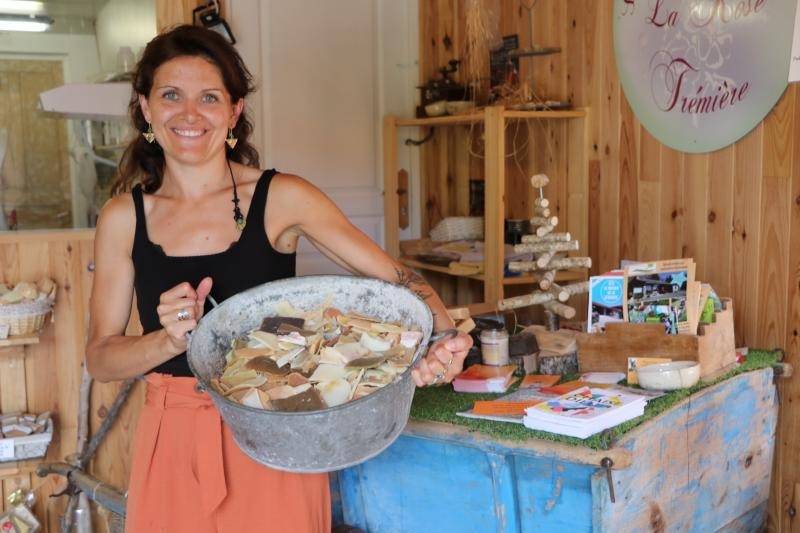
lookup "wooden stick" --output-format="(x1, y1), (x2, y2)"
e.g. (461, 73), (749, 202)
(530, 215), (559, 227)
(533, 206), (551, 217)
(509, 256), (592, 272)
(498, 291), (555, 310)
(533, 197), (550, 208)
(539, 269), (556, 290)
(548, 282), (570, 302)
(514, 240), (579, 254)
(536, 251), (555, 269)
(536, 224), (555, 237)
(543, 300), (576, 319)
(521, 232), (571, 244)
(563, 280), (590, 295)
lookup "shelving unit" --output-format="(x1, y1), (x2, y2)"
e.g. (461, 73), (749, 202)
(383, 105), (589, 312)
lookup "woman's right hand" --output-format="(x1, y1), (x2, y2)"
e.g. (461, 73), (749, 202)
(157, 277), (213, 354)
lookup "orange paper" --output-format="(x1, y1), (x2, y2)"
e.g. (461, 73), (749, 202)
(539, 380), (612, 395)
(520, 374), (561, 389)
(472, 400), (546, 416)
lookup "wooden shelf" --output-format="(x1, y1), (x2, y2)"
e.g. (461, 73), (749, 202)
(395, 107), (586, 127)
(0, 333), (40, 348)
(400, 256), (586, 286)
(508, 46), (562, 58)
(0, 458), (43, 480)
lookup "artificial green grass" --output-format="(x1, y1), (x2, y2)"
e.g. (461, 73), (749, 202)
(409, 349), (780, 450)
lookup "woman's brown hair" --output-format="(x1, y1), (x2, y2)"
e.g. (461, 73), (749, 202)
(111, 25), (260, 195)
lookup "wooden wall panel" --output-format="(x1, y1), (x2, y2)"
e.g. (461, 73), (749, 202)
(0, 231), (143, 532)
(422, 0), (800, 529)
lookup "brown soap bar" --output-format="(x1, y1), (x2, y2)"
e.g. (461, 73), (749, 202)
(260, 316), (305, 333)
(509, 331), (538, 356)
(271, 388), (326, 412)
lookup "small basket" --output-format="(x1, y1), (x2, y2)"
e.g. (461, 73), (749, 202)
(0, 297), (54, 336)
(0, 418), (53, 463)
(429, 216), (484, 242)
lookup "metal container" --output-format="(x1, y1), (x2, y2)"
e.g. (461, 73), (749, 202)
(187, 275), (433, 473)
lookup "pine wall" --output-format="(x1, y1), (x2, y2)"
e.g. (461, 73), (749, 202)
(420, 1), (799, 529)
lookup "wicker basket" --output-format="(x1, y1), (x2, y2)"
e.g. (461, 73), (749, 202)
(0, 297), (54, 336)
(429, 216), (484, 242)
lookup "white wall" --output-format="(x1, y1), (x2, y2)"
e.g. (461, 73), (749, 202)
(95, 0), (157, 76)
(0, 32), (100, 83)
(227, 0), (420, 275)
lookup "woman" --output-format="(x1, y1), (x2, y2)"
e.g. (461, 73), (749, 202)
(86, 25), (472, 533)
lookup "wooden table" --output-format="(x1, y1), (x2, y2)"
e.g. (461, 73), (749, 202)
(333, 368), (777, 532)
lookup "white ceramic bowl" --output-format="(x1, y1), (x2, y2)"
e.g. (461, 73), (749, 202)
(424, 100), (447, 117)
(637, 361), (701, 391)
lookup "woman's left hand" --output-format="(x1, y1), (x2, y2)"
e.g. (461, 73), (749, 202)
(411, 330), (473, 387)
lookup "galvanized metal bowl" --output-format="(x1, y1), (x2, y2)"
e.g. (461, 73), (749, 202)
(186, 275), (432, 473)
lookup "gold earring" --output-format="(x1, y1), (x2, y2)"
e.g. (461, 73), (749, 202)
(142, 123), (155, 144)
(226, 128), (238, 149)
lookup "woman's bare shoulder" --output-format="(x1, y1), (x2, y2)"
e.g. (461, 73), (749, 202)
(95, 193), (136, 253)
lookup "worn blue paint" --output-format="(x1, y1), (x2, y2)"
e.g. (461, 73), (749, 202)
(592, 369), (776, 532)
(336, 369), (776, 533)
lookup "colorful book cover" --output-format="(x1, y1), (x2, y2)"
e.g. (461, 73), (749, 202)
(623, 259), (696, 335)
(588, 271), (625, 333)
(530, 386), (644, 423)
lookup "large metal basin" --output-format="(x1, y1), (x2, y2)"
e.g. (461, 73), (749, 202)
(187, 275), (432, 473)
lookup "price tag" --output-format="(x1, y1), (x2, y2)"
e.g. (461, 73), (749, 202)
(0, 324), (8, 340)
(0, 439), (14, 461)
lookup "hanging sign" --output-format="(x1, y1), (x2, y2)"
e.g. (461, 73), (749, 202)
(789, 0), (800, 81)
(614, 0), (795, 153)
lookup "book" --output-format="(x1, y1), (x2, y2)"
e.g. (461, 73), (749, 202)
(623, 259), (697, 335)
(523, 387), (647, 439)
(452, 364), (518, 393)
(456, 386), (552, 424)
(538, 380), (612, 396)
(587, 271), (625, 333)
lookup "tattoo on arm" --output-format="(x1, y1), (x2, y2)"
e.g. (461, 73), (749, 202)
(394, 266), (432, 301)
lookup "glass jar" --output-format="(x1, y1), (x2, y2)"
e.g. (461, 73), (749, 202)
(480, 328), (509, 366)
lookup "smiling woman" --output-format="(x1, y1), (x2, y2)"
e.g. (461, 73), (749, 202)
(85, 24), (472, 533)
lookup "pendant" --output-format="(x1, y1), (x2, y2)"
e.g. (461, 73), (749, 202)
(235, 217), (246, 231)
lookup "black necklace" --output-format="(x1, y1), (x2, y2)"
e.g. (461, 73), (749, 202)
(227, 159), (245, 231)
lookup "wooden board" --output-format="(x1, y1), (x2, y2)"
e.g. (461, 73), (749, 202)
(576, 299), (737, 378)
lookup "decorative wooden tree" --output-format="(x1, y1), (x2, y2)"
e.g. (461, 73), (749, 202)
(498, 174), (590, 329)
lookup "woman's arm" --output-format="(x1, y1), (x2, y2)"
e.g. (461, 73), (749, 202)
(85, 196), (208, 382)
(269, 175), (473, 385)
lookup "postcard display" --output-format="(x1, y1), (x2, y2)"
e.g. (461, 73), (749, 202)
(576, 259), (737, 379)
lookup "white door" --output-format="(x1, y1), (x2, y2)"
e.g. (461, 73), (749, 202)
(228, 0), (419, 275)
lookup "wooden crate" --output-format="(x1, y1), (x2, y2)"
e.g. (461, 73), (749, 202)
(576, 298), (737, 379)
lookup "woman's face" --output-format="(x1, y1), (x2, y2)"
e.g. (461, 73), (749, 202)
(139, 55), (243, 167)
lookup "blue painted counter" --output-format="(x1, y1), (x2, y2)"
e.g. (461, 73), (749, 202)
(334, 368), (777, 532)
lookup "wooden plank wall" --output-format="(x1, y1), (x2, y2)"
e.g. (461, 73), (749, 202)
(421, 1), (800, 530)
(0, 231), (143, 532)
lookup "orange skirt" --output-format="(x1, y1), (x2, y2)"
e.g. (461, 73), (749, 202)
(124, 373), (331, 533)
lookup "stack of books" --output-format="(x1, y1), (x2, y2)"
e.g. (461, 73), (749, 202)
(522, 386), (647, 439)
(452, 364), (517, 393)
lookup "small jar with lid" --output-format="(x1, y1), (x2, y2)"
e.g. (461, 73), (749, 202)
(480, 328), (509, 366)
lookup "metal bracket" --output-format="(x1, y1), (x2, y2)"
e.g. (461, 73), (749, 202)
(404, 128), (435, 146)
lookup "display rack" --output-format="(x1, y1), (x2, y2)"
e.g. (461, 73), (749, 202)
(383, 105), (589, 312)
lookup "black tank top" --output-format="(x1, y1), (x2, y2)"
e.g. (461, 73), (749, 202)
(131, 169), (296, 376)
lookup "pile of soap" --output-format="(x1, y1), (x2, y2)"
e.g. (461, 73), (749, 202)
(210, 303), (423, 412)
(1, 412), (50, 438)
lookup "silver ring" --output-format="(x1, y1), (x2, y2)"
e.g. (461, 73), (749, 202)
(432, 372), (444, 384)
(446, 356), (454, 370)
(176, 309), (191, 321)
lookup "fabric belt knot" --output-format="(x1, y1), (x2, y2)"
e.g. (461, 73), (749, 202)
(142, 373), (228, 516)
